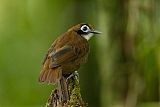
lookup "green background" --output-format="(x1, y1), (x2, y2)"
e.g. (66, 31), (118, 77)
(0, 0), (159, 107)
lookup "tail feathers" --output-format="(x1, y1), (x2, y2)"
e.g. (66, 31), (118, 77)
(38, 67), (62, 84)
(58, 76), (69, 102)
(39, 67), (69, 102)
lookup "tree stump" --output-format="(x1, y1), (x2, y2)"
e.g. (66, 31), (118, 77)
(46, 75), (86, 107)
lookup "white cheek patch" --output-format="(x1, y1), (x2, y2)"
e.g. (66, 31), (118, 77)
(83, 33), (93, 40)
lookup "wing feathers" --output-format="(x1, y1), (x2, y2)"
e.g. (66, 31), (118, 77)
(52, 47), (72, 59)
(49, 46), (78, 68)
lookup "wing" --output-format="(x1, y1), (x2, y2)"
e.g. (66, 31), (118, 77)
(49, 46), (79, 68)
(42, 31), (90, 69)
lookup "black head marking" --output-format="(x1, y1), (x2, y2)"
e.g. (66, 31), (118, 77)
(77, 24), (91, 35)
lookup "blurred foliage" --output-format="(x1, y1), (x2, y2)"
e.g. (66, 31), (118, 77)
(0, 0), (159, 107)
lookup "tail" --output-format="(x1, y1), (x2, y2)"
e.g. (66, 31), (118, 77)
(38, 66), (69, 101)
(38, 67), (62, 84)
(58, 76), (69, 102)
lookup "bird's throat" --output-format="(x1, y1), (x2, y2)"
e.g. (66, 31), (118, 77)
(83, 33), (93, 40)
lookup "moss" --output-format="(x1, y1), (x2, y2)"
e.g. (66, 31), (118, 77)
(66, 76), (85, 107)
(46, 75), (86, 107)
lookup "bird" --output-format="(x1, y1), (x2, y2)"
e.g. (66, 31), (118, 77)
(38, 23), (101, 84)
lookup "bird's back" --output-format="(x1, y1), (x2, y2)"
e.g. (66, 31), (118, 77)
(51, 31), (89, 73)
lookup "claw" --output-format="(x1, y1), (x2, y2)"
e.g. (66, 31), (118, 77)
(66, 71), (79, 82)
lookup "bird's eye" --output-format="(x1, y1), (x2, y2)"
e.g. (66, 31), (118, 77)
(80, 25), (90, 33)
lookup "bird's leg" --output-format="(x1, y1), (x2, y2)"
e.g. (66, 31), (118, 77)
(66, 71), (79, 83)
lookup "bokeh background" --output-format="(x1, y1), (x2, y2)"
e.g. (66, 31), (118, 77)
(0, 0), (159, 107)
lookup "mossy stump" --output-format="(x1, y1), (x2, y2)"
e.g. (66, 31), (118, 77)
(46, 76), (86, 107)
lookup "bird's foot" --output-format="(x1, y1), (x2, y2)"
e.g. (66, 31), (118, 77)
(66, 71), (79, 83)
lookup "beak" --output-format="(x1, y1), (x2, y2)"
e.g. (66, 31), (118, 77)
(90, 30), (102, 34)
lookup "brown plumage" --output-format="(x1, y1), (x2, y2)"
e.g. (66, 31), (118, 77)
(38, 23), (101, 84)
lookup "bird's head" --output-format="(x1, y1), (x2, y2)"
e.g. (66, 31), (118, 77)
(68, 23), (101, 40)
